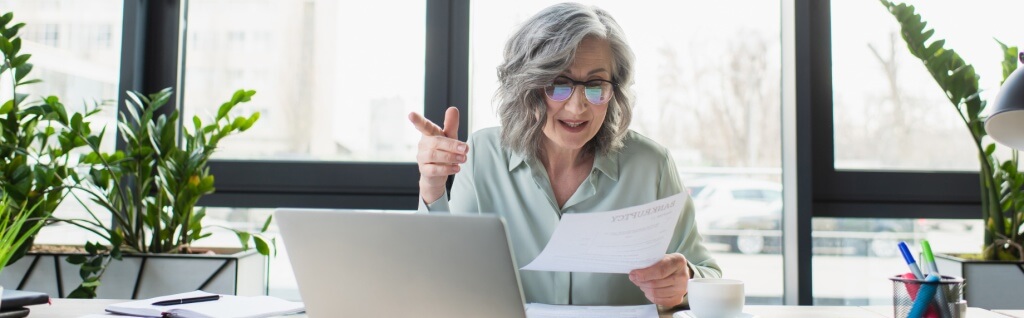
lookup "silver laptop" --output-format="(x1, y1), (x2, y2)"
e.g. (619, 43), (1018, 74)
(275, 209), (527, 318)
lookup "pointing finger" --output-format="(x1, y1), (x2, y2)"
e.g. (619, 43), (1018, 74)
(408, 112), (444, 136)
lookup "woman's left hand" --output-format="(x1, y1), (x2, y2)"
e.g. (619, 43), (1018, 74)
(628, 253), (690, 307)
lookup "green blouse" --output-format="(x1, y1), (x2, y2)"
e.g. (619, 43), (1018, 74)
(420, 127), (721, 306)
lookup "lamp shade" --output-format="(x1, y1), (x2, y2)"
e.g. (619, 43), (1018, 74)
(986, 52), (1024, 150)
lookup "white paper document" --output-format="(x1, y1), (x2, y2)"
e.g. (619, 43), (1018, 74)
(102, 290), (305, 318)
(521, 192), (686, 273)
(526, 303), (659, 318)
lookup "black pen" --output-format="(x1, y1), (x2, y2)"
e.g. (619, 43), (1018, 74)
(152, 295), (220, 306)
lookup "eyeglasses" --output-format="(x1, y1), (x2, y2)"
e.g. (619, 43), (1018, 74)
(543, 76), (617, 105)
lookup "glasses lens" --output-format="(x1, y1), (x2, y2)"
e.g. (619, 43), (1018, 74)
(584, 83), (612, 104)
(546, 84), (573, 101)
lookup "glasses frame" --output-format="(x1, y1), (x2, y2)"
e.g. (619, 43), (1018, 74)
(543, 76), (618, 105)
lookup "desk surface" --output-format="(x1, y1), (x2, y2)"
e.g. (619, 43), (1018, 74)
(26, 299), (1012, 318)
(996, 310), (1024, 318)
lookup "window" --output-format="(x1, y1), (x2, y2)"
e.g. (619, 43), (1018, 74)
(183, 0), (426, 162)
(470, 0), (783, 304)
(831, 0), (1024, 171)
(0, 0), (124, 245)
(806, 0), (1022, 305)
(11, 0), (994, 306)
(42, 24), (59, 47)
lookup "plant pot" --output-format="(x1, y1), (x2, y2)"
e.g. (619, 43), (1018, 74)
(0, 247), (267, 299)
(934, 253), (1024, 309)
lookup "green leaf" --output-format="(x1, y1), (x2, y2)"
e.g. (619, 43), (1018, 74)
(240, 113), (259, 131)
(0, 100), (12, 114)
(80, 279), (101, 288)
(235, 232), (251, 250)
(217, 102), (233, 120)
(71, 112), (83, 130)
(67, 287), (96, 299)
(261, 215), (273, 233)
(230, 117), (246, 130)
(0, 12), (12, 28)
(231, 90), (245, 104)
(15, 78), (41, 87)
(14, 63), (32, 81)
(66, 255), (87, 264)
(10, 53), (30, 67)
(253, 236), (270, 256)
(0, 36), (11, 54)
(997, 39), (1019, 85)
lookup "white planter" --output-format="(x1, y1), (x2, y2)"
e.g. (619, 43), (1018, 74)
(934, 253), (1024, 310)
(0, 248), (266, 299)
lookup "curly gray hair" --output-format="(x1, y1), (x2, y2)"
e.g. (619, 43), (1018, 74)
(496, 2), (635, 159)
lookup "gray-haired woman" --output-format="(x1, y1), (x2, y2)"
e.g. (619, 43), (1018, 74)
(408, 2), (720, 307)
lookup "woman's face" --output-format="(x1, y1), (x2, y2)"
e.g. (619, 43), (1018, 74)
(541, 36), (613, 155)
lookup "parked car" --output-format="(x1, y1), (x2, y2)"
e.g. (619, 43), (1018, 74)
(688, 178), (921, 256)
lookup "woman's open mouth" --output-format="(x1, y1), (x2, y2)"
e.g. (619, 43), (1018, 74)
(558, 119), (588, 133)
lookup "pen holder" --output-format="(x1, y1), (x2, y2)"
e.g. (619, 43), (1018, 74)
(890, 274), (964, 318)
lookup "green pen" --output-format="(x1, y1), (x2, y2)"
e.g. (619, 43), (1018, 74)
(921, 240), (940, 275)
(921, 242), (954, 318)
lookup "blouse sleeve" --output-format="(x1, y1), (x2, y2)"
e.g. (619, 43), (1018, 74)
(659, 152), (722, 280)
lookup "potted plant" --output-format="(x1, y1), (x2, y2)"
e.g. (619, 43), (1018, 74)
(44, 87), (269, 299)
(5, 88), (274, 299)
(0, 10), (274, 299)
(882, 1), (1024, 309)
(0, 11), (98, 268)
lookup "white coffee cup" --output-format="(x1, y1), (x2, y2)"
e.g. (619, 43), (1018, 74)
(687, 278), (744, 318)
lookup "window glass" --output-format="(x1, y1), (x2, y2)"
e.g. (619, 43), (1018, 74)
(185, 208), (299, 300)
(811, 218), (981, 305)
(471, 0), (783, 304)
(831, 0), (1024, 171)
(183, 1), (426, 162)
(732, 190), (765, 201)
(0, 0), (123, 245)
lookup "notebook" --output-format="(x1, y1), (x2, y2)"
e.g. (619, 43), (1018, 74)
(0, 289), (49, 310)
(0, 308), (28, 318)
(275, 209), (527, 318)
(104, 291), (304, 318)
(0, 289), (49, 318)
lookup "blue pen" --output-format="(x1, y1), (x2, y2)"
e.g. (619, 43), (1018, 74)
(898, 241), (924, 279)
(908, 274), (941, 318)
(921, 241), (953, 318)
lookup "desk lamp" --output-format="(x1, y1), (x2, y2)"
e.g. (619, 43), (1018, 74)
(986, 52), (1024, 150)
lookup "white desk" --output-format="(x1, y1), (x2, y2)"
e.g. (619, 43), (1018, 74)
(995, 310), (1024, 318)
(861, 305), (1012, 318)
(698, 306), (886, 318)
(26, 300), (1009, 318)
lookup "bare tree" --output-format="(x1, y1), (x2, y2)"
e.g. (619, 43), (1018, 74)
(836, 31), (977, 170)
(647, 30), (781, 169)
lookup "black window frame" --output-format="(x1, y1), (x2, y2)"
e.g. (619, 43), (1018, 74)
(806, 0), (980, 220)
(119, 0), (469, 210)
(793, 0), (981, 305)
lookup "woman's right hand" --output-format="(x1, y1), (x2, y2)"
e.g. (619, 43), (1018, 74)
(408, 107), (468, 204)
